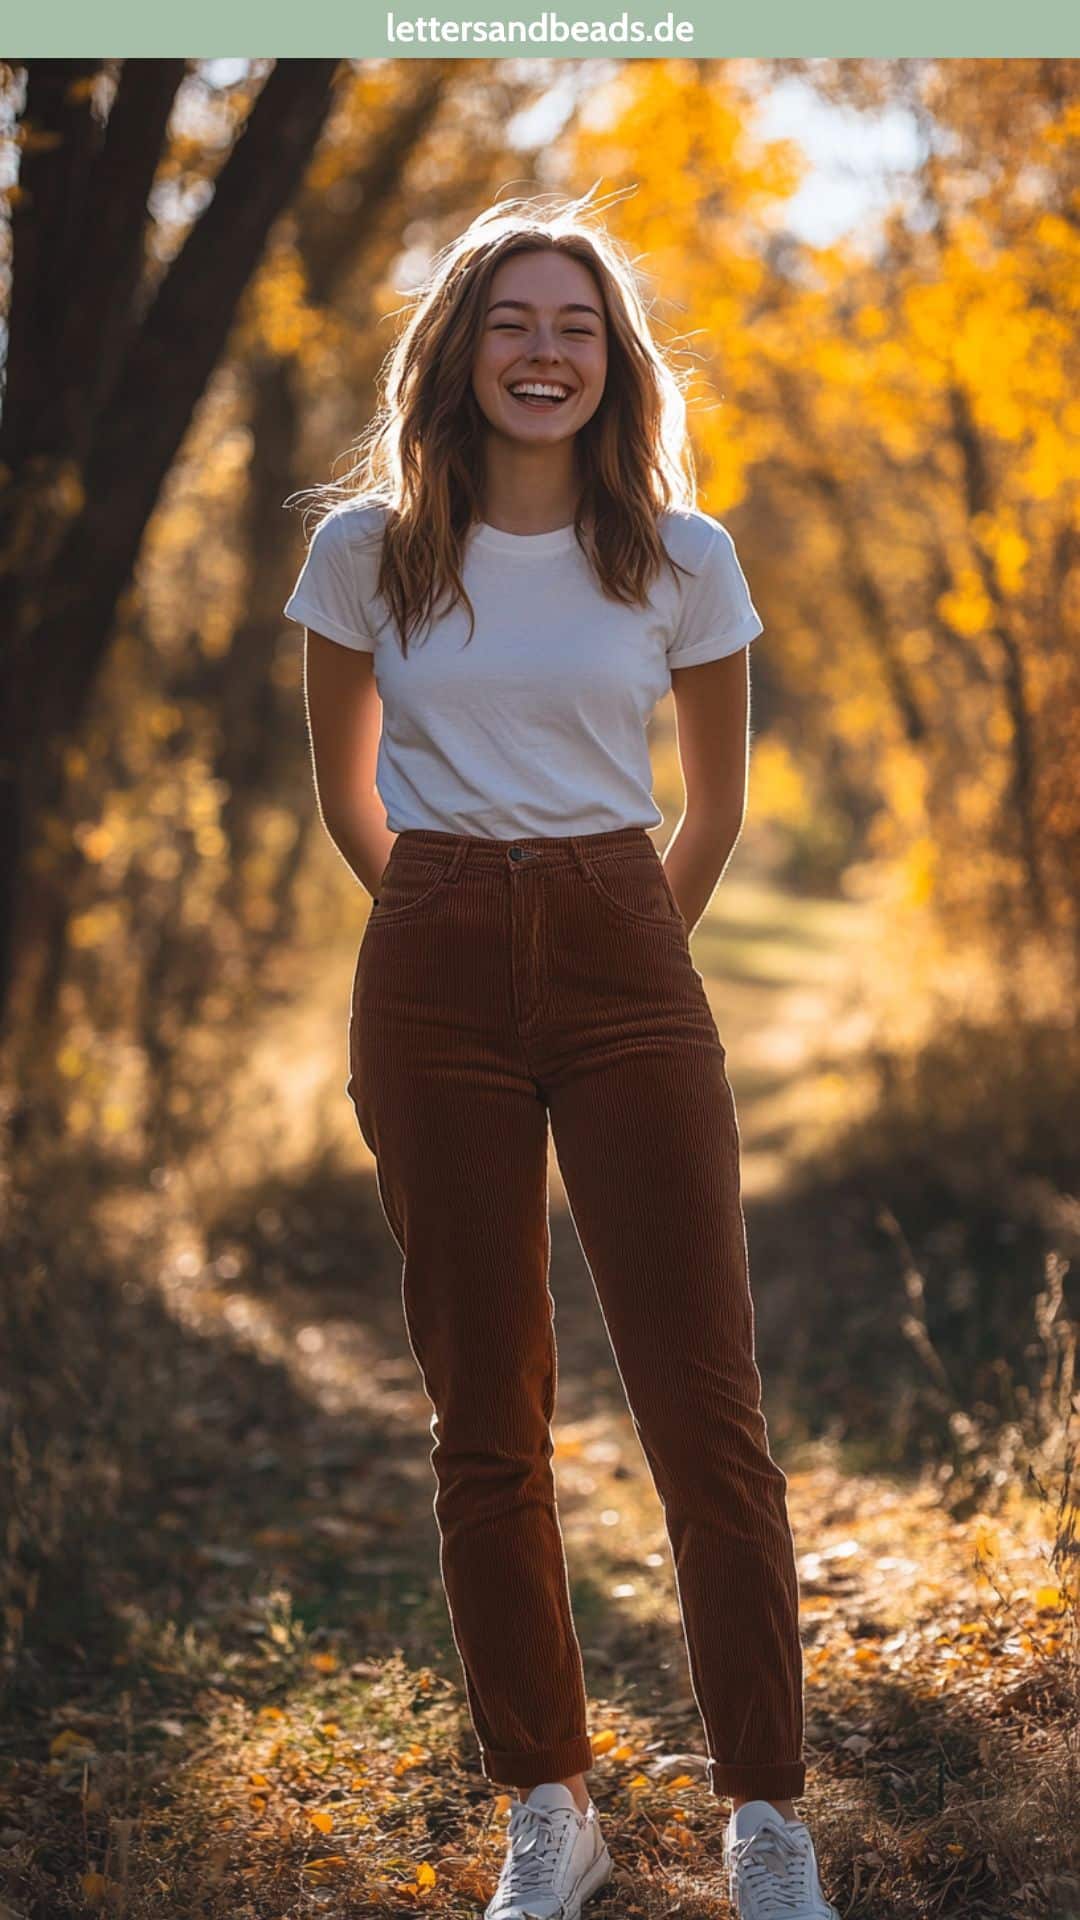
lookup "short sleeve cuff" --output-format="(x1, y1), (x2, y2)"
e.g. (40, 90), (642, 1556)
(668, 609), (763, 668)
(282, 592), (375, 652)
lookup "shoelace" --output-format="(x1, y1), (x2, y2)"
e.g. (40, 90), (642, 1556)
(495, 1801), (576, 1916)
(727, 1819), (813, 1917)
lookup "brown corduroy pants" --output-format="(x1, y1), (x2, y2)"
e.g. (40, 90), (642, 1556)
(346, 824), (805, 1802)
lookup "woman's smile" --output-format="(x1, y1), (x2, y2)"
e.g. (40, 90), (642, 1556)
(505, 378), (576, 411)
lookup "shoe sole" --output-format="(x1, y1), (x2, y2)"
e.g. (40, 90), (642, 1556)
(485, 1839), (613, 1920)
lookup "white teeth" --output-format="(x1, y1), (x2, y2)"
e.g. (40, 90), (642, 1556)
(509, 383), (571, 400)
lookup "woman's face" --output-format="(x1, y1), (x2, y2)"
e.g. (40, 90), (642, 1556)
(471, 248), (608, 448)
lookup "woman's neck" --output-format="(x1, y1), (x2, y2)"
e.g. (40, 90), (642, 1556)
(480, 442), (581, 536)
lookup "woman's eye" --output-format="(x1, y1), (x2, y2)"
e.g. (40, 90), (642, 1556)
(492, 323), (596, 337)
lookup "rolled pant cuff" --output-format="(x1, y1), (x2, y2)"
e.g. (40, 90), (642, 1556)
(708, 1759), (806, 1799)
(482, 1734), (596, 1789)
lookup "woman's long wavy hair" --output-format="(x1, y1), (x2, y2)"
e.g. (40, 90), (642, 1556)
(286, 185), (701, 655)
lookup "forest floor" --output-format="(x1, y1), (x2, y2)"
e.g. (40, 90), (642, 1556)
(1, 874), (1076, 1918)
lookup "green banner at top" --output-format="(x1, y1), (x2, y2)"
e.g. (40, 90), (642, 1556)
(4, 0), (1077, 55)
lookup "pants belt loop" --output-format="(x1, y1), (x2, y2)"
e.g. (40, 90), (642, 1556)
(569, 836), (594, 877)
(446, 841), (468, 884)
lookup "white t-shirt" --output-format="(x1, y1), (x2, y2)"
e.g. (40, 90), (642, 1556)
(283, 502), (763, 837)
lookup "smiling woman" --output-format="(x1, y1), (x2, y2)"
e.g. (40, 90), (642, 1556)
(282, 231), (763, 869)
(280, 187), (836, 1920)
(469, 249), (610, 529)
(483, 287), (604, 419)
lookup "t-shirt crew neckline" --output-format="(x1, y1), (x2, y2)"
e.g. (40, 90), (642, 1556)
(470, 519), (580, 556)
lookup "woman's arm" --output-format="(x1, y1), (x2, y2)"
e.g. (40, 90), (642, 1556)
(662, 647), (751, 935)
(303, 629), (396, 901)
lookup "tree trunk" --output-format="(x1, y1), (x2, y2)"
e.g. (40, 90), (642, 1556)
(0, 59), (341, 1058)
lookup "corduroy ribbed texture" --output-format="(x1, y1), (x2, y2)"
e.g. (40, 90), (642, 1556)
(346, 825), (806, 1801)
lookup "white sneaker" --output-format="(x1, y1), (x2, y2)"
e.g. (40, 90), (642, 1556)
(484, 1782), (613, 1920)
(724, 1800), (839, 1920)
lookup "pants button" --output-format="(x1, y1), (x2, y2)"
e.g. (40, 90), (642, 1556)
(509, 846), (524, 861)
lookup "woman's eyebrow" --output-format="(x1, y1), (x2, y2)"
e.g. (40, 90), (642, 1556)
(486, 299), (603, 320)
